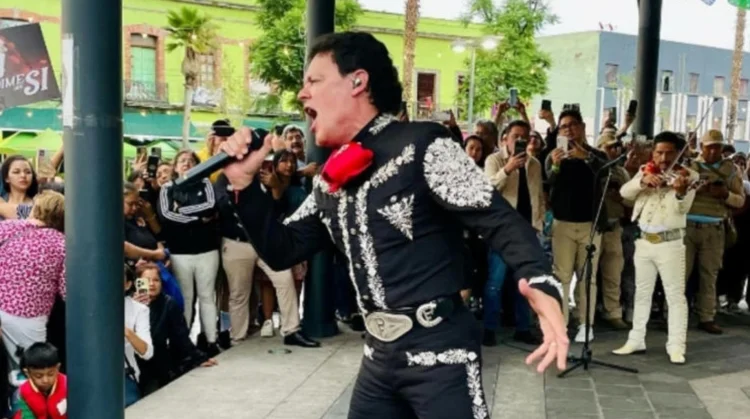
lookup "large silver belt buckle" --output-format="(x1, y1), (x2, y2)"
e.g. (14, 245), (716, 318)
(416, 301), (444, 328)
(365, 312), (413, 342)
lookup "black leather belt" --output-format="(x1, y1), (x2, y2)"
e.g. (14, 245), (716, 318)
(388, 294), (463, 328)
(364, 294), (463, 342)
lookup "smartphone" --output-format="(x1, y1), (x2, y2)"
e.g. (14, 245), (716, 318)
(541, 99), (552, 111)
(562, 103), (572, 111)
(146, 155), (159, 179)
(609, 107), (617, 123)
(135, 278), (149, 296)
(557, 136), (569, 153)
(572, 103), (581, 111)
(635, 134), (647, 144)
(628, 100), (638, 116)
(35, 149), (54, 177)
(514, 139), (528, 156)
(150, 147), (162, 159)
(138, 189), (150, 201)
(509, 88), (519, 107)
(136, 146), (147, 161)
(274, 124), (286, 136)
(431, 111), (451, 122)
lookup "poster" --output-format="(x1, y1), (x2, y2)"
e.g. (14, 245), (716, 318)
(0, 23), (60, 111)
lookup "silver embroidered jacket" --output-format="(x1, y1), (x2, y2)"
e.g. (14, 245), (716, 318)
(224, 115), (563, 313)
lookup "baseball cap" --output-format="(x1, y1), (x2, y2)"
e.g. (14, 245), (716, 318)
(701, 129), (724, 146)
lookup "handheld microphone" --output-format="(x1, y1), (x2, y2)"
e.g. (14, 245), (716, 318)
(174, 129), (264, 188)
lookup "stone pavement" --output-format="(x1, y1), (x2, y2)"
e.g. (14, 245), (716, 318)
(126, 314), (750, 419)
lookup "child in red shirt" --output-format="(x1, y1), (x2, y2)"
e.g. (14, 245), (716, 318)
(14, 343), (66, 419)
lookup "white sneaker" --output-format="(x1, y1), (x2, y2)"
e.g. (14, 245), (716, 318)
(260, 319), (274, 338)
(612, 341), (646, 356)
(668, 352), (686, 365)
(574, 325), (594, 343)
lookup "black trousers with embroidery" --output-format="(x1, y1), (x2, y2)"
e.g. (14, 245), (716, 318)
(347, 306), (488, 419)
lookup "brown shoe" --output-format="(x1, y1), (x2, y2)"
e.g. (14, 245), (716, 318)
(698, 321), (723, 335)
(606, 318), (629, 330)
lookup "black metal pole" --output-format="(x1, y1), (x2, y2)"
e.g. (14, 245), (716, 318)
(62, 0), (124, 417)
(302, 0), (338, 338)
(633, 0), (663, 138)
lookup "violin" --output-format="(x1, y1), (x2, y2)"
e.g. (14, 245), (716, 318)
(641, 161), (703, 190)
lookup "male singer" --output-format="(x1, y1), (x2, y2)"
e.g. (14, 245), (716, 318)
(217, 32), (568, 418)
(612, 132), (697, 365)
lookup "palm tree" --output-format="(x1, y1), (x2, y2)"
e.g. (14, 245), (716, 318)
(402, 0), (420, 114)
(727, 7), (746, 143)
(166, 7), (217, 148)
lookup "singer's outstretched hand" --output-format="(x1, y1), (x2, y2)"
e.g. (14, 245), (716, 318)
(219, 127), (273, 190)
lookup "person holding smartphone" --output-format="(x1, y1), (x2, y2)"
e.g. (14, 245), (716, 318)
(483, 120), (546, 346)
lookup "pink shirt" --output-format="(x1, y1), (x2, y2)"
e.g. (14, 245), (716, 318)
(0, 220), (66, 318)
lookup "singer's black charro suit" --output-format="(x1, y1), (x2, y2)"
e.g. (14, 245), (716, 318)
(217, 115), (562, 419)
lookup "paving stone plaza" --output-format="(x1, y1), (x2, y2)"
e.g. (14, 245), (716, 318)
(126, 314), (750, 419)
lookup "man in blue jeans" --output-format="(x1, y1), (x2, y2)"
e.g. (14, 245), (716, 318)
(483, 249), (540, 346)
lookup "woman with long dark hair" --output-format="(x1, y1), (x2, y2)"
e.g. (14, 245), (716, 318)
(0, 156), (39, 220)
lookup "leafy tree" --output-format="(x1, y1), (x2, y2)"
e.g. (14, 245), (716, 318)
(166, 7), (218, 148)
(459, 0), (557, 118)
(251, 0), (362, 103)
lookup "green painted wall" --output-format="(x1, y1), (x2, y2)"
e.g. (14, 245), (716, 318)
(3, 0), (484, 116)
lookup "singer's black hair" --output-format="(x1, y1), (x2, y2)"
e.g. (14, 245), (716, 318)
(653, 131), (685, 150)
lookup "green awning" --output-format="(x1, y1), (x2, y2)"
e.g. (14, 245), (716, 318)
(0, 129), (138, 158)
(0, 107), (201, 139)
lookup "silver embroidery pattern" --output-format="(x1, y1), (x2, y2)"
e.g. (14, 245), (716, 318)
(356, 180), (389, 310)
(338, 192), (368, 315)
(528, 275), (564, 301)
(282, 194), (318, 225)
(405, 349), (487, 419)
(320, 216), (334, 239)
(370, 144), (416, 188)
(377, 194), (415, 240)
(363, 344), (374, 361)
(466, 362), (488, 419)
(369, 114), (398, 135)
(406, 349), (478, 367)
(316, 175), (342, 198)
(424, 137), (493, 208)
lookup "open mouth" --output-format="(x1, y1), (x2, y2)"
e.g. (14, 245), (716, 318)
(304, 107), (318, 131)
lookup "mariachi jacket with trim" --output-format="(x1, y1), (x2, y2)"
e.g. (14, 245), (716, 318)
(219, 115), (563, 313)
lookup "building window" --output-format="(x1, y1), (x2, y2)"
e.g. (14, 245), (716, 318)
(198, 53), (216, 88)
(689, 73), (700, 94)
(416, 72), (437, 119)
(661, 70), (673, 93)
(605, 64), (618, 85)
(739, 100), (748, 120)
(127, 34), (157, 100)
(741, 79), (749, 97)
(737, 122), (746, 141)
(0, 18), (30, 29)
(714, 76), (725, 96)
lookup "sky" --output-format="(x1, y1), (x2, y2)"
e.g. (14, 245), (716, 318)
(358, 0), (743, 51)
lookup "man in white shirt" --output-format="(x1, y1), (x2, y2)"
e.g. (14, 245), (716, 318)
(612, 132), (698, 365)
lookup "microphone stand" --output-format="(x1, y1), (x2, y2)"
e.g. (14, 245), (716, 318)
(559, 154), (639, 378)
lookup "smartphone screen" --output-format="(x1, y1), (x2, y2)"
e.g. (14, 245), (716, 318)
(431, 111), (451, 122)
(150, 147), (162, 159)
(509, 88), (519, 107)
(541, 100), (551, 111)
(609, 107), (617, 123)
